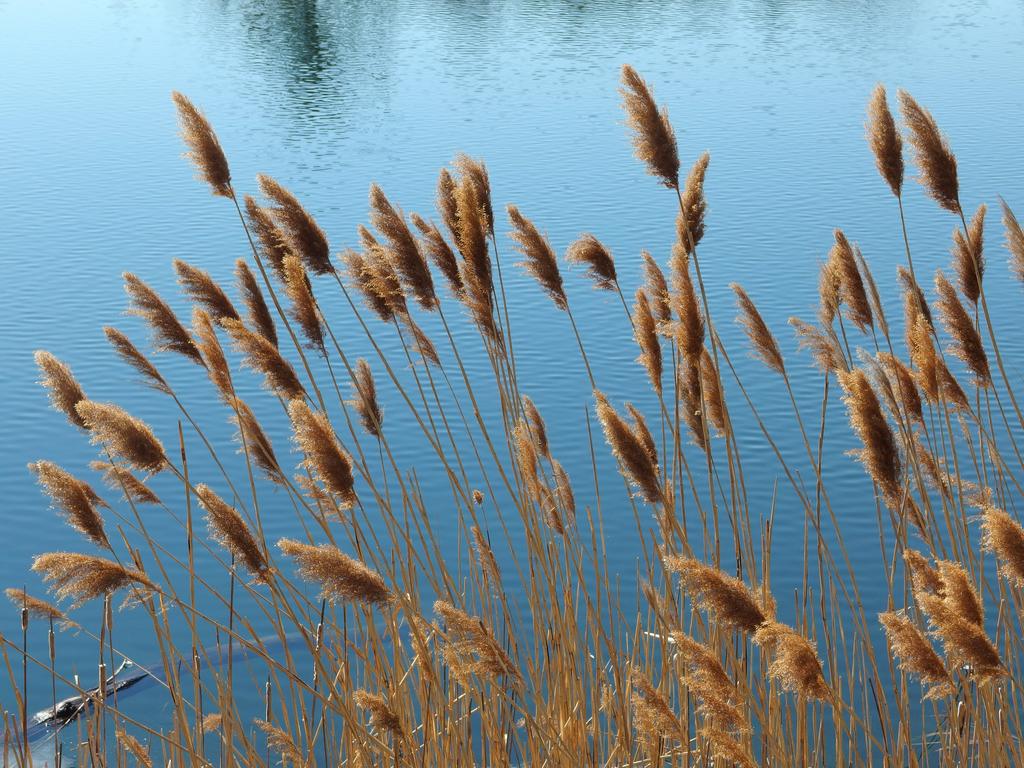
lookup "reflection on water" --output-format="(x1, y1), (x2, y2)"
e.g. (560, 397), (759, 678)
(2, 0), (1023, 725)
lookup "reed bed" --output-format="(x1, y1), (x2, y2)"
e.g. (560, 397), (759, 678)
(3, 66), (1024, 767)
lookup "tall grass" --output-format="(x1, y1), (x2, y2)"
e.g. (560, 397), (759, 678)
(4, 66), (1024, 767)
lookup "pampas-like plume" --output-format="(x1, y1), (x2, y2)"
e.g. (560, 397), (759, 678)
(193, 309), (234, 401)
(195, 483), (269, 582)
(703, 729), (756, 768)
(552, 459), (576, 523)
(230, 398), (283, 484)
(566, 233), (617, 290)
(116, 730), (152, 768)
(471, 525), (501, 585)
(436, 168), (461, 242)
(288, 398), (357, 508)
(631, 668), (685, 742)
(952, 204), (986, 304)
(752, 621), (831, 700)
(670, 632), (742, 731)
(680, 363), (707, 451)
(731, 284), (784, 374)
(75, 400), (167, 473)
(620, 64), (680, 188)
(790, 318), (847, 375)
(244, 195), (290, 281)
(454, 154), (495, 235)
(32, 552), (156, 608)
(456, 180), (500, 343)
(669, 244), (704, 361)
(935, 270), (991, 386)
(664, 555), (768, 634)
(221, 318), (305, 401)
(1003, 199), (1024, 282)
(235, 259), (278, 348)
(124, 272), (205, 367)
(818, 257), (842, 326)
(30, 460), (109, 548)
(907, 312), (940, 403)
(855, 246), (889, 337)
(916, 592), (1004, 681)
(433, 599), (518, 680)
(278, 539), (392, 606)
(257, 174), (333, 275)
(935, 560), (983, 627)
(282, 255), (324, 350)
(104, 327), (171, 394)
(898, 91), (960, 213)
(898, 266), (933, 333)
(35, 351), (87, 428)
(411, 213), (463, 298)
(342, 248), (396, 323)
(370, 184), (436, 309)
(402, 314), (440, 368)
(866, 85), (904, 197)
(700, 348), (727, 434)
(677, 152), (710, 253)
(90, 460), (162, 505)
(350, 359), (383, 438)
(171, 91), (231, 197)
(979, 499), (1024, 588)
(830, 231), (873, 332)
(879, 612), (953, 699)
(522, 395), (550, 457)
(633, 289), (663, 395)
(4, 588), (75, 629)
(904, 549), (943, 596)
(508, 204), (567, 311)
(838, 369), (901, 505)
(594, 392), (663, 504)
(254, 719), (306, 767)
(353, 690), (404, 738)
(641, 251), (671, 324)
(173, 259), (239, 323)
(877, 352), (924, 426)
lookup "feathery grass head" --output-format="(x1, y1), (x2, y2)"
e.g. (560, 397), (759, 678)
(898, 90), (960, 213)
(171, 91), (231, 197)
(230, 398), (283, 485)
(620, 64), (680, 188)
(508, 204), (567, 311)
(1003, 198), (1024, 282)
(288, 398), (357, 509)
(32, 552), (156, 608)
(353, 690), (404, 738)
(173, 259), (239, 323)
(278, 539), (392, 606)
(634, 289), (663, 395)
(195, 483), (269, 582)
(838, 368), (901, 505)
(90, 460), (161, 505)
(30, 460), (109, 548)
(342, 247), (396, 323)
(935, 560), (983, 627)
(790, 318), (847, 375)
(664, 555), (768, 634)
(35, 351), (87, 428)
(254, 719), (305, 766)
(434, 600), (519, 681)
(123, 272), (205, 367)
(753, 621), (831, 700)
(370, 184), (436, 309)
(731, 283), (784, 374)
(282, 255), (324, 351)
(193, 309), (234, 401)
(669, 244), (704, 361)
(630, 668), (684, 743)
(699, 348), (726, 434)
(235, 259), (278, 348)
(979, 499), (1024, 588)
(221, 318), (305, 401)
(350, 358), (383, 438)
(521, 395), (550, 457)
(411, 212), (463, 298)
(952, 203), (986, 304)
(641, 251), (671, 324)
(75, 400), (167, 473)
(257, 174), (333, 275)
(566, 233), (617, 290)
(866, 84), (903, 197)
(917, 592), (1004, 681)
(818, 256), (842, 326)
(680, 362), (707, 452)
(879, 611), (953, 699)
(678, 151), (710, 253)
(244, 195), (290, 281)
(830, 230), (873, 332)
(594, 391), (663, 504)
(877, 352), (924, 426)
(934, 270), (991, 386)
(5, 588), (76, 629)
(453, 154), (494, 235)
(104, 327), (171, 394)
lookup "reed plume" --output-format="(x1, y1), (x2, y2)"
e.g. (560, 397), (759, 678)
(278, 539), (392, 607)
(282, 255), (324, 350)
(75, 400), (167, 473)
(471, 525), (501, 585)
(838, 369), (901, 505)
(566, 233), (617, 290)
(752, 621), (831, 700)
(594, 391), (663, 504)
(230, 398), (283, 484)
(904, 549), (943, 595)
(619, 64), (679, 188)
(952, 203), (986, 304)
(411, 212), (463, 298)
(455, 180), (500, 342)
(818, 256), (842, 326)
(790, 318), (847, 375)
(641, 251), (671, 324)
(433, 599), (518, 680)
(244, 195), (290, 281)
(453, 154), (495, 235)
(171, 91), (231, 198)
(90, 460), (162, 505)
(855, 246), (889, 337)
(508, 204), (567, 310)
(934, 270), (991, 386)
(123, 272), (205, 367)
(866, 84), (904, 197)
(630, 668), (684, 743)
(670, 632), (742, 731)
(116, 730), (152, 768)
(436, 168), (460, 243)
(979, 499), (1024, 588)
(32, 552), (156, 608)
(677, 151), (710, 252)
(35, 351), (87, 428)
(898, 265), (933, 331)
(877, 352), (924, 426)
(700, 348), (727, 434)
(350, 358), (383, 438)
(1003, 199), (1024, 281)
(402, 315), (440, 367)
(254, 719), (306, 767)
(353, 689), (404, 738)
(916, 592), (1004, 681)
(287, 398), (357, 508)
(221, 318), (305, 401)
(664, 556), (768, 634)
(669, 244), (704, 361)
(522, 395), (550, 458)
(680, 363), (707, 451)
(195, 483), (269, 582)
(370, 184), (436, 309)
(342, 247), (396, 323)
(30, 460), (109, 548)
(830, 230), (873, 332)
(4, 588), (74, 629)
(257, 174), (333, 275)
(935, 560), (983, 627)
(898, 90), (960, 213)
(633, 289), (663, 395)
(552, 459), (576, 523)
(703, 729), (756, 768)
(193, 309), (234, 400)
(173, 259), (239, 322)
(235, 259), (278, 348)
(104, 327), (172, 394)
(731, 283), (784, 374)
(879, 612), (953, 699)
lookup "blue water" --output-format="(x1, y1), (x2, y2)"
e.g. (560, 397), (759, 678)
(2, 0), (1024, 742)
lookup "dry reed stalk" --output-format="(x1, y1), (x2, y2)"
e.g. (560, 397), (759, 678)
(877, 352), (924, 426)
(453, 154), (495, 234)
(31, 552), (156, 608)
(350, 359), (383, 438)
(566, 233), (617, 290)
(934, 271), (991, 386)
(633, 289), (663, 395)
(229, 398), (283, 485)
(30, 461), (109, 548)
(866, 84), (904, 197)
(411, 213), (463, 298)
(255, 719), (307, 767)
(195, 483), (269, 582)
(193, 309), (233, 400)
(699, 349), (726, 434)
(90, 460), (162, 505)
(353, 690), (404, 738)
(287, 398), (357, 508)
(979, 500), (1024, 588)
(103, 327), (171, 394)
(790, 318), (847, 375)
(664, 556), (768, 634)
(221, 318), (305, 401)
(594, 391), (663, 504)
(898, 91), (960, 213)
(910, 435), (951, 500)
(508, 204), (567, 310)
(171, 91), (231, 198)
(433, 600), (518, 680)
(838, 369), (902, 504)
(878, 612), (953, 699)
(173, 259), (239, 323)
(257, 174), (333, 276)
(369, 184), (436, 309)
(677, 152), (710, 253)
(236, 259), (278, 348)
(630, 668), (685, 743)
(34, 351), (87, 428)
(830, 230), (873, 332)
(752, 621), (831, 700)
(731, 284), (784, 374)
(123, 272), (205, 367)
(277, 539), (392, 607)
(1003, 199), (1024, 281)
(952, 204), (986, 304)
(75, 400), (167, 473)
(641, 251), (671, 324)
(281, 255), (324, 350)
(619, 65), (680, 188)
(244, 195), (291, 281)
(4, 588), (75, 629)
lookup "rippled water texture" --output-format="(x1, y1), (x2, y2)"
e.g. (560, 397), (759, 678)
(2, 0), (1023, 713)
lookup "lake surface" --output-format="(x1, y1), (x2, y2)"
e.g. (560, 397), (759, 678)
(2, 0), (1024, 739)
